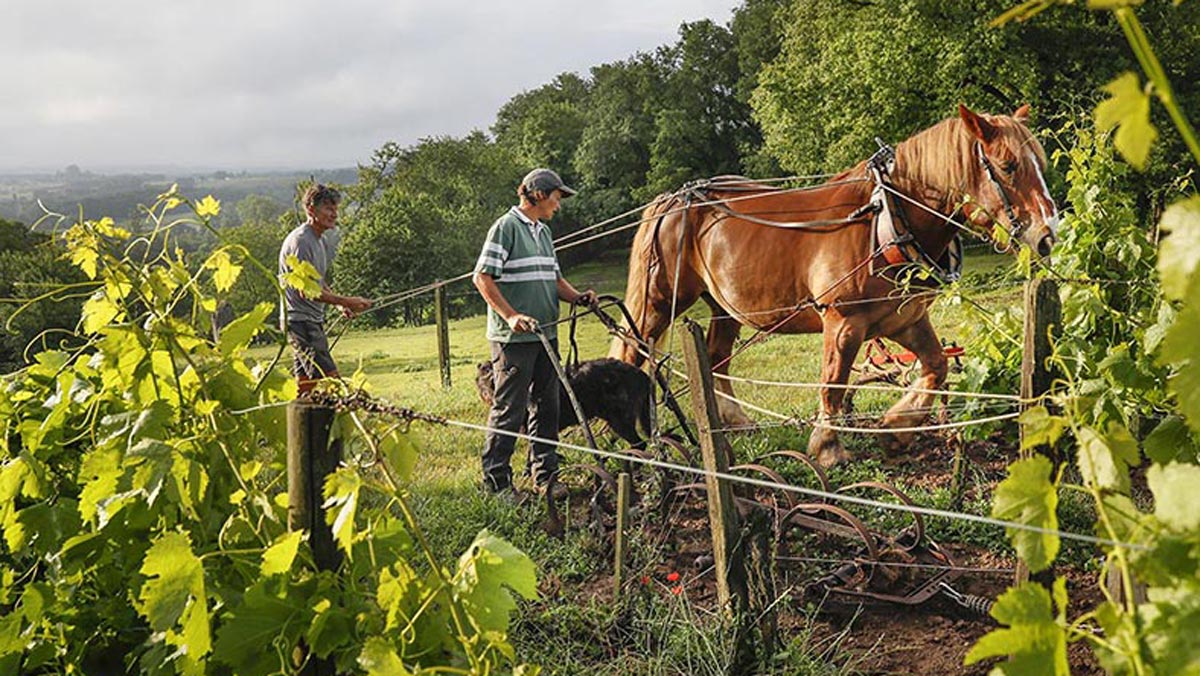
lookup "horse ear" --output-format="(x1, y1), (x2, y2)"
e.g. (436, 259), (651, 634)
(958, 103), (996, 142)
(1013, 103), (1030, 122)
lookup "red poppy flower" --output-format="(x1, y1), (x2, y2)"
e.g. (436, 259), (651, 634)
(640, 576), (650, 586)
(671, 585), (683, 595)
(666, 572), (680, 583)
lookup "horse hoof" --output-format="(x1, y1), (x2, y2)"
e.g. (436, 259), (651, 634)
(879, 430), (915, 453)
(815, 446), (850, 468)
(808, 426), (849, 467)
(714, 394), (751, 426)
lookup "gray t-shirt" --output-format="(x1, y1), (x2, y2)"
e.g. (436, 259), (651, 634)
(279, 222), (330, 325)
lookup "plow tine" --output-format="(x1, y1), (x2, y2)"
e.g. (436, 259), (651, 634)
(752, 450), (831, 494)
(659, 436), (697, 467)
(780, 503), (880, 563)
(731, 463), (797, 510)
(837, 481), (926, 549)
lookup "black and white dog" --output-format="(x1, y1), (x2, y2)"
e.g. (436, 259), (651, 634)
(475, 357), (653, 448)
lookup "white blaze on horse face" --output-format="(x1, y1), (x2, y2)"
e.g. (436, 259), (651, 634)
(1027, 150), (1059, 236)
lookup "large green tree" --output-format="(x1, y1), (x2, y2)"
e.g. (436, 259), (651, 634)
(493, 73), (589, 182)
(642, 20), (758, 196)
(751, 0), (1199, 176)
(338, 133), (521, 325)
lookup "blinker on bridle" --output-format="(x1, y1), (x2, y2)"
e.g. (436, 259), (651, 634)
(974, 141), (1026, 247)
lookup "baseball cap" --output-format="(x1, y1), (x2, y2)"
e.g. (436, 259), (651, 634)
(521, 168), (577, 198)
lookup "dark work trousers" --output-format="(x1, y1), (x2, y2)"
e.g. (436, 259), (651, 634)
(482, 340), (561, 492)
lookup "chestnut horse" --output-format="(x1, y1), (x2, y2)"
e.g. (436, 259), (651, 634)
(610, 105), (1059, 466)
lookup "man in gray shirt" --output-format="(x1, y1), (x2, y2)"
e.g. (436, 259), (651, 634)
(279, 184), (371, 393)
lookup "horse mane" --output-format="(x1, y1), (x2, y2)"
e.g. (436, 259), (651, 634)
(894, 115), (1046, 196)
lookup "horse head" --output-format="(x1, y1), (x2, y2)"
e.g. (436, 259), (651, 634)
(957, 104), (1060, 258)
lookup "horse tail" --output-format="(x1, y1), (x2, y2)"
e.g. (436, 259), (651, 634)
(611, 194), (676, 364)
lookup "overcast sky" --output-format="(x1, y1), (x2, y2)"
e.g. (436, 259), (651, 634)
(3, 0), (740, 173)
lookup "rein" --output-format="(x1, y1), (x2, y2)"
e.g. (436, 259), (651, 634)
(685, 143), (966, 285)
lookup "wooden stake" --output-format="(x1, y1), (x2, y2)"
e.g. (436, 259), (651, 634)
(614, 472), (631, 598)
(435, 282), (452, 389)
(680, 319), (744, 616)
(1016, 278), (1060, 586)
(286, 400), (342, 676)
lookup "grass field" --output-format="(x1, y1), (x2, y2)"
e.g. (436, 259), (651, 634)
(251, 245), (1034, 672)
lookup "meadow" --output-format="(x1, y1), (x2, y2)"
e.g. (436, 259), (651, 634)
(247, 245), (1050, 672)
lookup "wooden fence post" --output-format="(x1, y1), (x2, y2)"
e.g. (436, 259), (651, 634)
(614, 472), (631, 598)
(680, 320), (744, 615)
(435, 282), (452, 389)
(681, 319), (775, 669)
(1016, 278), (1060, 586)
(287, 401), (342, 676)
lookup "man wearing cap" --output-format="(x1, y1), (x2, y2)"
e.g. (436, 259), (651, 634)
(473, 168), (596, 496)
(279, 184), (372, 394)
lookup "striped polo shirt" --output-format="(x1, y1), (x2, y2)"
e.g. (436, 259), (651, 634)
(475, 206), (561, 343)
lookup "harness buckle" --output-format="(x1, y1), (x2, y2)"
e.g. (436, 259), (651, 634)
(868, 138), (896, 175)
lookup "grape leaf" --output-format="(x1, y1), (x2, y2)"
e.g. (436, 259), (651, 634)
(4, 501), (80, 556)
(1018, 405), (1067, 451)
(204, 249), (243, 294)
(217, 302), (273, 357)
(358, 637), (413, 676)
(1143, 416), (1198, 464)
(261, 531), (304, 577)
(380, 428), (418, 482)
(138, 532), (211, 663)
(1156, 196), (1200, 301)
(306, 599), (353, 659)
(322, 468), (362, 558)
(455, 529), (538, 633)
(81, 292), (122, 334)
(70, 245), (99, 279)
(1147, 462), (1200, 531)
(283, 255), (323, 299)
(1095, 71), (1158, 170)
(965, 580), (1069, 674)
(213, 578), (307, 675)
(1142, 583), (1200, 675)
(93, 216), (131, 240)
(1077, 423), (1139, 493)
(139, 532), (205, 631)
(991, 456), (1060, 572)
(195, 195), (221, 218)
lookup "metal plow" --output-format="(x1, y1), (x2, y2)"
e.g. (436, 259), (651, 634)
(561, 444), (993, 618)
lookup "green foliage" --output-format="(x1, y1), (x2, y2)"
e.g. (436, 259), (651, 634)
(970, 3), (1200, 671)
(1095, 71), (1159, 170)
(0, 193), (540, 674)
(966, 579), (1070, 674)
(641, 20), (757, 197)
(0, 219), (85, 372)
(751, 0), (1200, 176)
(494, 73), (589, 182)
(455, 530), (539, 633)
(992, 456), (1061, 572)
(234, 193), (287, 227)
(339, 133), (521, 326)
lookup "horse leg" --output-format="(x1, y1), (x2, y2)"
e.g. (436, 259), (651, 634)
(879, 314), (948, 452)
(705, 297), (752, 426)
(808, 313), (866, 467)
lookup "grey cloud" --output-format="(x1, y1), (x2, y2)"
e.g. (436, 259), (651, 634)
(3, 0), (736, 171)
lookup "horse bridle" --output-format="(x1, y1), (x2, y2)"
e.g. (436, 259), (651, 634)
(974, 141), (1026, 248)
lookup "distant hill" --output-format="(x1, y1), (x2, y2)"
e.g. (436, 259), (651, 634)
(0, 167), (357, 228)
